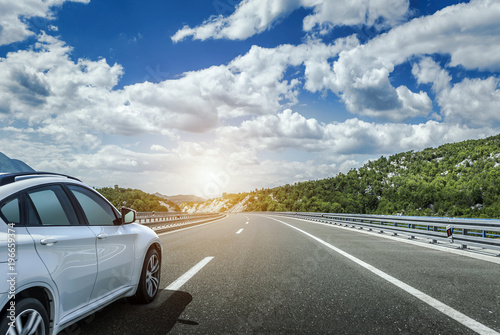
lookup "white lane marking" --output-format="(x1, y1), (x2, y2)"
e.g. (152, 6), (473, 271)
(245, 221), (249, 225)
(236, 228), (244, 234)
(270, 217), (500, 335)
(165, 256), (214, 291)
(157, 216), (227, 235)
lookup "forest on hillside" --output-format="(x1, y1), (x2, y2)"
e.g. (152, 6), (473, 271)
(96, 185), (180, 212)
(238, 134), (500, 219)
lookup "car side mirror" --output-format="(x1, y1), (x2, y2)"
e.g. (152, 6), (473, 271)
(121, 207), (136, 224)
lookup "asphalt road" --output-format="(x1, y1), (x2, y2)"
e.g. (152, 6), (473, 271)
(60, 214), (500, 335)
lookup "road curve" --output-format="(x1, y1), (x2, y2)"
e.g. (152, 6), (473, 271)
(59, 214), (500, 335)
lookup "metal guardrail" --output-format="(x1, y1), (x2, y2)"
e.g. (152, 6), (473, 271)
(275, 212), (500, 254)
(136, 212), (225, 233)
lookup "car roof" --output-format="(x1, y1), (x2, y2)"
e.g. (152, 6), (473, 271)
(0, 172), (81, 187)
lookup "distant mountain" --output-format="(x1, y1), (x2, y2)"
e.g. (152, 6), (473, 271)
(96, 186), (181, 212)
(154, 193), (206, 204)
(0, 152), (35, 173)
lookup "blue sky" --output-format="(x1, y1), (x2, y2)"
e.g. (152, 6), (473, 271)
(1, 0), (500, 198)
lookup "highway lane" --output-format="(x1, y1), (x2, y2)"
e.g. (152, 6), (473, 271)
(60, 213), (500, 334)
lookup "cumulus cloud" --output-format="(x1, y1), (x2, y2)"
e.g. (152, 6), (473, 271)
(172, 0), (300, 42)
(413, 57), (500, 127)
(1, 32), (358, 150)
(238, 158), (339, 189)
(305, 0), (500, 121)
(7, 0), (498, 151)
(438, 77), (500, 127)
(217, 110), (496, 155)
(0, 0), (89, 46)
(0, 37), (258, 144)
(412, 57), (452, 94)
(171, 0), (409, 42)
(320, 119), (493, 154)
(2, 135), (329, 196)
(217, 109), (324, 152)
(3, 0), (500, 196)
(301, 0), (409, 32)
(0, 33), (127, 145)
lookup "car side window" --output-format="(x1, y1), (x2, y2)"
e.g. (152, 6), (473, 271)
(0, 197), (20, 225)
(27, 185), (79, 226)
(68, 185), (118, 226)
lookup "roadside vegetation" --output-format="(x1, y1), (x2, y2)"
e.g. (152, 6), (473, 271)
(221, 134), (500, 218)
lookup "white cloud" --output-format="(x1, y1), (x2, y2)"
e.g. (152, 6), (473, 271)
(1, 33), (358, 150)
(8, 0), (497, 154)
(309, 0), (500, 121)
(3, 0), (500, 198)
(217, 109), (324, 152)
(355, 0), (500, 71)
(334, 61), (432, 121)
(302, 0), (409, 32)
(321, 119), (493, 155)
(172, 0), (300, 42)
(171, 0), (409, 42)
(412, 57), (452, 93)
(150, 144), (169, 153)
(0, 0), (89, 46)
(217, 109), (496, 155)
(0, 33), (128, 146)
(438, 77), (500, 128)
(240, 159), (339, 189)
(413, 57), (500, 127)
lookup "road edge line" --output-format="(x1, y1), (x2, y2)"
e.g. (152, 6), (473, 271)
(278, 215), (500, 265)
(270, 216), (499, 335)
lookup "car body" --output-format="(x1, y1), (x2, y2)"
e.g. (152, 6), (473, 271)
(0, 172), (162, 335)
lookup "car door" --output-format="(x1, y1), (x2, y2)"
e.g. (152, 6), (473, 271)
(24, 184), (98, 320)
(66, 185), (137, 300)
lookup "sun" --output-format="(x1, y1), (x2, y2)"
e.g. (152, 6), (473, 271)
(192, 167), (232, 198)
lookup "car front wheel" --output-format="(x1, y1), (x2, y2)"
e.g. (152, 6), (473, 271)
(129, 248), (161, 304)
(0, 297), (49, 335)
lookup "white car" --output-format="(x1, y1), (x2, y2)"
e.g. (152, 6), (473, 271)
(0, 172), (162, 335)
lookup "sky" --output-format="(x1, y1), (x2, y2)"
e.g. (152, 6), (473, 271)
(1, 0), (500, 199)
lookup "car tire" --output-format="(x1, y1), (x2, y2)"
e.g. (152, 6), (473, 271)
(129, 247), (161, 304)
(0, 297), (49, 335)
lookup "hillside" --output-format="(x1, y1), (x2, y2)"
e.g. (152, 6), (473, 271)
(187, 134), (500, 219)
(96, 186), (181, 212)
(155, 193), (206, 205)
(0, 152), (35, 173)
(182, 194), (250, 214)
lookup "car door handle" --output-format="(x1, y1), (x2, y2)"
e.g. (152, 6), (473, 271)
(97, 233), (108, 239)
(40, 238), (58, 246)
